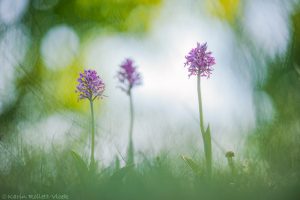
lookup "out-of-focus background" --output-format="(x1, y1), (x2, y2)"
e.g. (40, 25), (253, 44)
(0, 0), (300, 180)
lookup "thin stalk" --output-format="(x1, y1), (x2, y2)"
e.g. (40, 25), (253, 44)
(127, 91), (134, 165)
(197, 73), (212, 176)
(197, 74), (205, 134)
(226, 152), (236, 177)
(90, 100), (95, 169)
(227, 157), (235, 176)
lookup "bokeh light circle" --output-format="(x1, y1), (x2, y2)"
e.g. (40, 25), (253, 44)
(0, 0), (28, 24)
(41, 25), (80, 70)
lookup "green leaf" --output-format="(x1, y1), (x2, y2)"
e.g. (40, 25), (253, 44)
(203, 125), (212, 158)
(204, 125), (211, 143)
(181, 155), (202, 175)
(203, 124), (212, 176)
(110, 165), (133, 181)
(70, 150), (88, 174)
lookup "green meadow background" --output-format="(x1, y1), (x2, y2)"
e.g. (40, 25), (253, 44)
(1, 0), (300, 199)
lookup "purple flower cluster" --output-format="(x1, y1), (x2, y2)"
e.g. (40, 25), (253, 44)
(184, 42), (216, 78)
(117, 58), (142, 94)
(76, 69), (105, 101)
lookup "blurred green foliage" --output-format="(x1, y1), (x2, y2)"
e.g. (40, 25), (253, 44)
(206, 0), (241, 24)
(245, 8), (300, 178)
(1, 144), (300, 200)
(25, 0), (161, 35)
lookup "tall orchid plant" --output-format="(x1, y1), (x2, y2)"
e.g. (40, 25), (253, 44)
(76, 69), (105, 169)
(117, 58), (142, 165)
(184, 42), (216, 176)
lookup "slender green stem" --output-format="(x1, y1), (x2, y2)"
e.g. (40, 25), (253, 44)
(227, 157), (235, 176)
(226, 151), (236, 177)
(129, 92), (134, 142)
(197, 74), (205, 134)
(90, 100), (95, 169)
(127, 91), (134, 165)
(197, 73), (212, 177)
